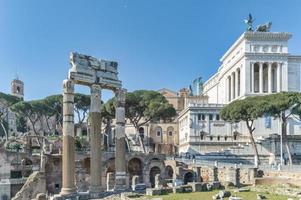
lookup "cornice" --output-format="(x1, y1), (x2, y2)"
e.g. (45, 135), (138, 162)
(244, 32), (292, 41)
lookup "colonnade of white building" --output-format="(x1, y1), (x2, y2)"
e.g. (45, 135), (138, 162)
(227, 62), (282, 102)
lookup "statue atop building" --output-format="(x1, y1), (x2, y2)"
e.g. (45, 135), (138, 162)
(244, 14), (272, 32)
(244, 13), (254, 31)
(256, 22), (272, 32)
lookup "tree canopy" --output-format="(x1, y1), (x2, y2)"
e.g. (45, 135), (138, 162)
(221, 96), (271, 165)
(124, 90), (176, 129)
(0, 92), (22, 106)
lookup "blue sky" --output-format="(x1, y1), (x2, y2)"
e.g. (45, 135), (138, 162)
(0, 0), (301, 101)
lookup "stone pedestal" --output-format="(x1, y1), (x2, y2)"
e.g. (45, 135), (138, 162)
(89, 85), (102, 196)
(106, 172), (115, 191)
(60, 80), (76, 196)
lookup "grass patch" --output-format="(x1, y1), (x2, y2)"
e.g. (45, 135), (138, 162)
(149, 190), (297, 200)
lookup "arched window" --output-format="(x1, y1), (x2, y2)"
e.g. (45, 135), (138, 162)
(139, 127), (145, 139)
(210, 136), (213, 141)
(167, 126), (174, 137)
(155, 127), (162, 137)
(233, 131), (238, 140)
(217, 136), (220, 141)
(200, 131), (205, 140)
(224, 136), (228, 141)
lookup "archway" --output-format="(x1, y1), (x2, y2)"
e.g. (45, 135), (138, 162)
(106, 157), (116, 191)
(149, 166), (161, 188)
(184, 172), (194, 184)
(128, 158), (143, 185)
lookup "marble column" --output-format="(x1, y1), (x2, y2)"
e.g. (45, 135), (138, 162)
(235, 69), (239, 98)
(114, 88), (128, 190)
(230, 73), (234, 100)
(250, 62), (254, 93)
(268, 62), (273, 93)
(61, 79), (76, 195)
(89, 84), (102, 195)
(259, 62), (263, 93)
(277, 62), (282, 92)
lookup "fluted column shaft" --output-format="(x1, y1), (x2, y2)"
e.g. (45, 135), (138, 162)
(89, 84), (102, 194)
(61, 79), (76, 195)
(251, 62), (254, 93)
(268, 63), (273, 93)
(235, 69), (239, 97)
(259, 62), (263, 93)
(277, 63), (282, 92)
(114, 88), (128, 190)
(230, 74), (234, 100)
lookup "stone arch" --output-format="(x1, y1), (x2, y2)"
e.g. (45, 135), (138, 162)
(149, 166), (161, 188)
(82, 157), (90, 174)
(183, 172), (194, 184)
(164, 165), (174, 179)
(106, 157), (116, 173)
(128, 157), (143, 185)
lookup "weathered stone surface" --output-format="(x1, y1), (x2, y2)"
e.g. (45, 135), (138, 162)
(219, 190), (231, 198)
(256, 194), (266, 200)
(229, 197), (243, 200)
(146, 188), (161, 196)
(187, 182), (206, 192)
(36, 193), (47, 200)
(12, 172), (46, 200)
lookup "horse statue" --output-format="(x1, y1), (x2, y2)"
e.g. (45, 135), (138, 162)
(256, 22), (272, 32)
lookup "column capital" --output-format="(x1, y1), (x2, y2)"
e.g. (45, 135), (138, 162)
(90, 84), (102, 113)
(115, 88), (127, 107)
(63, 79), (74, 94)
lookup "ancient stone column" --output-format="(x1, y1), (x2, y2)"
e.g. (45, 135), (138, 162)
(114, 88), (128, 191)
(60, 79), (76, 195)
(89, 84), (102, 195)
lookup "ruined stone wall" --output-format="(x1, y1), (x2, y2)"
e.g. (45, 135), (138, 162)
(200, 166), (257, 185)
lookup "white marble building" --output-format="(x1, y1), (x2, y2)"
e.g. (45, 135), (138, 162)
(178, 31), (301, 155)
(203, 32), (301, 104)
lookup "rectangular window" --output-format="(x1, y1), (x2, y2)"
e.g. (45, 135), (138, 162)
(209, 114), (213, 121)
(198, 114), (201, 121)
(201, 114), (205, 121)
(157, 131), (161, 137)
(216, 114), (220, 121)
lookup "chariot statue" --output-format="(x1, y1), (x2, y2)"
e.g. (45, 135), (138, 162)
(256, 22), (272, 32)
